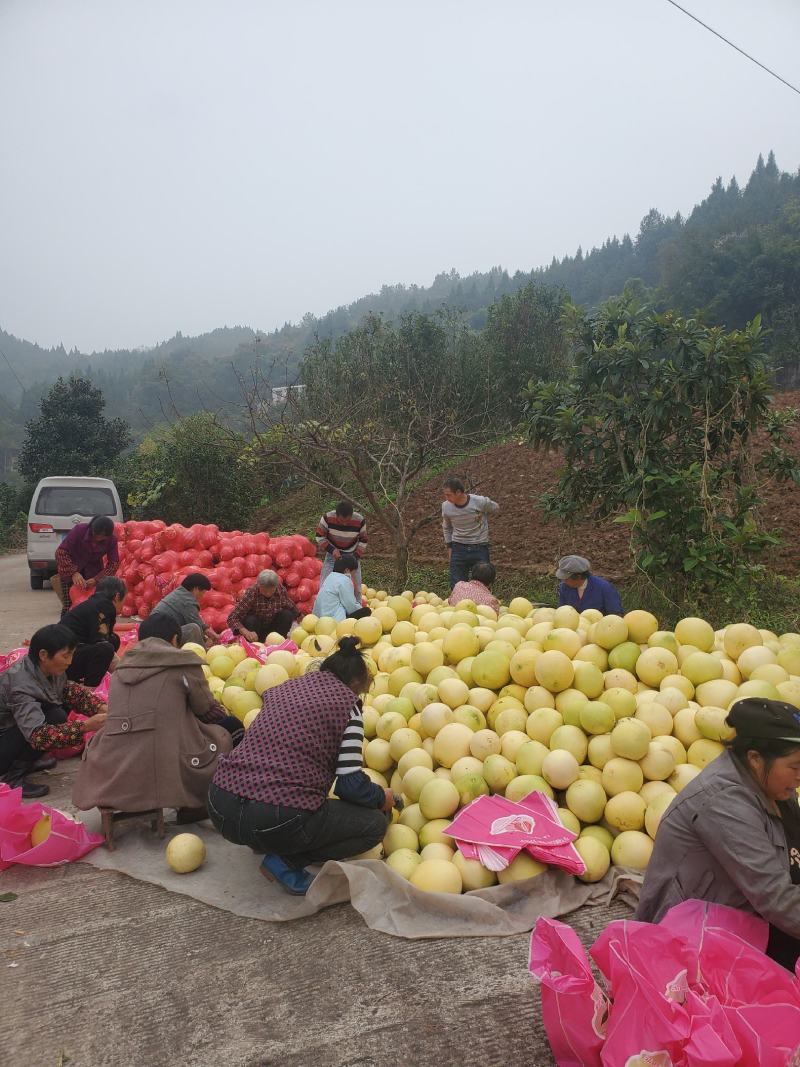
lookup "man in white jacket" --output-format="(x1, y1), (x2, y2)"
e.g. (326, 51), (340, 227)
(441, 476), (499, 588)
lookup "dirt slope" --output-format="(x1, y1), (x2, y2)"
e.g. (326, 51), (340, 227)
(367, 392), (800, 580)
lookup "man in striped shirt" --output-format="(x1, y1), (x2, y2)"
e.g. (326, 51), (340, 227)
(316, 501), (367, 590)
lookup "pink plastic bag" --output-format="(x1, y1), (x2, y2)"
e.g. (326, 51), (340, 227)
(532, 901), (800, 1067)
(52, 712), (89, 760)
(0, 647), (27, 674)
(595, 923), (740, 1066)
(0, 783), (104, 867)
(215, 633), (299, 664)
(447, 791), (583, 875)
(529, 917), (609, 1067)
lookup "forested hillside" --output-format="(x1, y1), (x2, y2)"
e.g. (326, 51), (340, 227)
(1, 150), (798, 452)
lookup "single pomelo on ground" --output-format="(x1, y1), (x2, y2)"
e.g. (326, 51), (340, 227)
(166, 833), (207, 874)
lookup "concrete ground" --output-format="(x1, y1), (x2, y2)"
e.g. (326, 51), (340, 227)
(0, 552), (632, 1067)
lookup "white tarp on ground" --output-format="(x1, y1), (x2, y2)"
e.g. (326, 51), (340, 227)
(80, 811), (638, 939)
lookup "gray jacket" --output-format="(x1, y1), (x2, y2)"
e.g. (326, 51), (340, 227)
(150, 586), (206, 635)
(0, 655), (68, 741)
(441, 494), (499, 546)
(636, 748), (800, 939)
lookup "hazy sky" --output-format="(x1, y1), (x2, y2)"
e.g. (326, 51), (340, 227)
(1, 0), (798, 353)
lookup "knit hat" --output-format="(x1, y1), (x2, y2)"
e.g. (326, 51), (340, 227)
(727, 698), (800, 743)
(555, 555), (591, 580)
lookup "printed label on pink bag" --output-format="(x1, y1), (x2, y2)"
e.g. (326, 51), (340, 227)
(624, 1053), (674, 1067)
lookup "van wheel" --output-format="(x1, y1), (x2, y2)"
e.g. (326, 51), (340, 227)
(30, 574), (44, 590)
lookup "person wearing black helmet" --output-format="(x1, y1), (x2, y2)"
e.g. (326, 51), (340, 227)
(637, 697), (800, 970)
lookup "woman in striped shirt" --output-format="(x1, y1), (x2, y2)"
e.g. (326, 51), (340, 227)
(209, 637), (396, 895)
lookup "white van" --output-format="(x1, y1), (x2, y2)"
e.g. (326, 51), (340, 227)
(27, 476), (124, 590)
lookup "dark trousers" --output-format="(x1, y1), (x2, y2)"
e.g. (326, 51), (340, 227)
(347, 607), (371, 620)
(66, 638), (118, 688)
(0, 703), (67, 775)
(242, 609), (297, 643)
(767, 924), (800, 971)
(208, 782), (389, 869)
(449, 542), (490, 587)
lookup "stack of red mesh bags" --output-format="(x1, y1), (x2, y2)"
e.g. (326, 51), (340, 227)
(113, 520), (322, 630)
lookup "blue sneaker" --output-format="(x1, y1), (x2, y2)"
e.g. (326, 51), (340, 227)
(259, 853), (315, 896)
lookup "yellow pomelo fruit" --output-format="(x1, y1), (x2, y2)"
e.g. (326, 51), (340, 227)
(452, 850), (498, 889)
(526, 708), (564, 745)
(674, 617), (714, 651)
(549, 724), (588, 764)
(723, 623), (762, 660)
(534, 650), (574, 693)
(624, 610), (659, 643)
(383, 824), (419, 856)
(497, 853), (547, 884)
(636, 647), (679, 687)
(575, 836), (611, 883)
(645, 792), (674, 839)
(30, 814), (51, 846)
(166, 833), (206, 874)
(386, 848), (423, 880)
(611, 830), (653, 870)
(209, 655), (235, 680)
(432, 723), (473, 768)
(605, 791), (646, 831)
(410, 859), (462, 894)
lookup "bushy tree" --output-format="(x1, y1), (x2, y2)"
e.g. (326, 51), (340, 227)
(524, 296), (799, 592)
(17, 375), (131, 484)
(125, 412), (255, 530)
(483, 282), (569, 410)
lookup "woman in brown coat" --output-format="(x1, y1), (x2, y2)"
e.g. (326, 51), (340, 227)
(73, 614), (236, 822)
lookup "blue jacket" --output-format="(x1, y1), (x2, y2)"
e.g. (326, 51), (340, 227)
(557, 575), (623, 616)
(313, 572), (361, 621)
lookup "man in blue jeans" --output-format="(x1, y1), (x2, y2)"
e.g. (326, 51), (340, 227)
(441, 476), (500, 587)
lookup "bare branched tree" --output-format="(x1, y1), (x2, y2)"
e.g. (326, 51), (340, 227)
(241, 312), (509, 584)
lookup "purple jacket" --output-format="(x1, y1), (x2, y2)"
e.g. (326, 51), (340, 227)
(59, 522), (119, 578)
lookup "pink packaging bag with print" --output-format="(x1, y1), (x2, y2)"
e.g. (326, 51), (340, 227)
(529, 917), (609, 1067)
(447, 791), (583, 874)
(0, 783), (104, 867)
(216, 632), (299, 664)
(0, 647), (27, 674)
(594, 923), (740, 1067)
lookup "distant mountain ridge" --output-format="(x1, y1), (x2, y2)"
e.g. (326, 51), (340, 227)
(2, 150), (798, 449)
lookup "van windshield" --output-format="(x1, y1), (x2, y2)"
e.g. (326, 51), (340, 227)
(35, 486), (116, 517)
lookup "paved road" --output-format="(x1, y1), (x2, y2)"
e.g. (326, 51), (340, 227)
(0, 550), (61, 647)
(0, 553), (631, 1067)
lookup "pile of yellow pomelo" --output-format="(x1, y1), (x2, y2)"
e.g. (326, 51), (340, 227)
(185, 589), (800, 896)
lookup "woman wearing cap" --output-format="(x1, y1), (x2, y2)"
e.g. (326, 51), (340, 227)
(555, 555), (623, 616)
(637, 697), (800, 970)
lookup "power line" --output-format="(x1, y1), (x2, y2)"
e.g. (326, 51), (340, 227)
(0, 347), (25, 391)
(663, 0), (800, 97)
